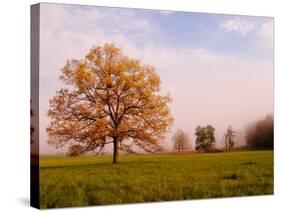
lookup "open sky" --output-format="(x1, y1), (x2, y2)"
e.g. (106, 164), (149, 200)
(38, 3), (273, 154)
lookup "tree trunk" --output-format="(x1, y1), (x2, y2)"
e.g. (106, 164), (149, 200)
(225, 136), (228, 152)
(113, 138), (119, 163)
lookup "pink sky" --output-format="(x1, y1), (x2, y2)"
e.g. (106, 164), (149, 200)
(37, 4), (273, 154)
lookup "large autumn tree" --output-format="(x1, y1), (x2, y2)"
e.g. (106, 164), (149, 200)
(47, 44), (174, 163)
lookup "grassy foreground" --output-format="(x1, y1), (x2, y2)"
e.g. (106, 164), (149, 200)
(40, 151), (273, 208)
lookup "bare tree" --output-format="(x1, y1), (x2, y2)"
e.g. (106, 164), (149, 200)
(173, 129), (190, 152)
(224, 125), (235, 151)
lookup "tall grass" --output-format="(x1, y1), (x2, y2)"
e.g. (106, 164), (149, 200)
(40, 151), (273, 208)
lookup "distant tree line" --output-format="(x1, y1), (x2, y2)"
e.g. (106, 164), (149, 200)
(173, 114), (273, 153)
(172, 125), (217, 153)
(245, 114), (273, 150)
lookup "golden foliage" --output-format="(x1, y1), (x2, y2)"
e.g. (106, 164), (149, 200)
(47, 44), (174, 160)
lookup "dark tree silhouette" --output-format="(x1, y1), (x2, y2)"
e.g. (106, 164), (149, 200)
(30, 100), (35, 144)
(245, 114), (273, 149)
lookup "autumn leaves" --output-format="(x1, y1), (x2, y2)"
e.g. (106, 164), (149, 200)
(47, 44), (174, 163)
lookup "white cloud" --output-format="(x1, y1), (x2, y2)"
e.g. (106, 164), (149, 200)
(219, 17), (255, 36)
(159, 10), (174, 15)
(257, 20), (274, 50)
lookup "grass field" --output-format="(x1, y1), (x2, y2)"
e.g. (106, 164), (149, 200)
(39, 151), (273, 208)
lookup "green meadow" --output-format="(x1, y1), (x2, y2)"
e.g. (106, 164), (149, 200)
(40, 151), (273, 208)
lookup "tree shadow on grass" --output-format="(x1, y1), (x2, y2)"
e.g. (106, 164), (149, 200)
(41, 158), (165, 170)
(40, 161), (114, 170)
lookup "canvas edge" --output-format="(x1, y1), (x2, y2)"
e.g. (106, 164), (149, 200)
(30, 3), (40, 209)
